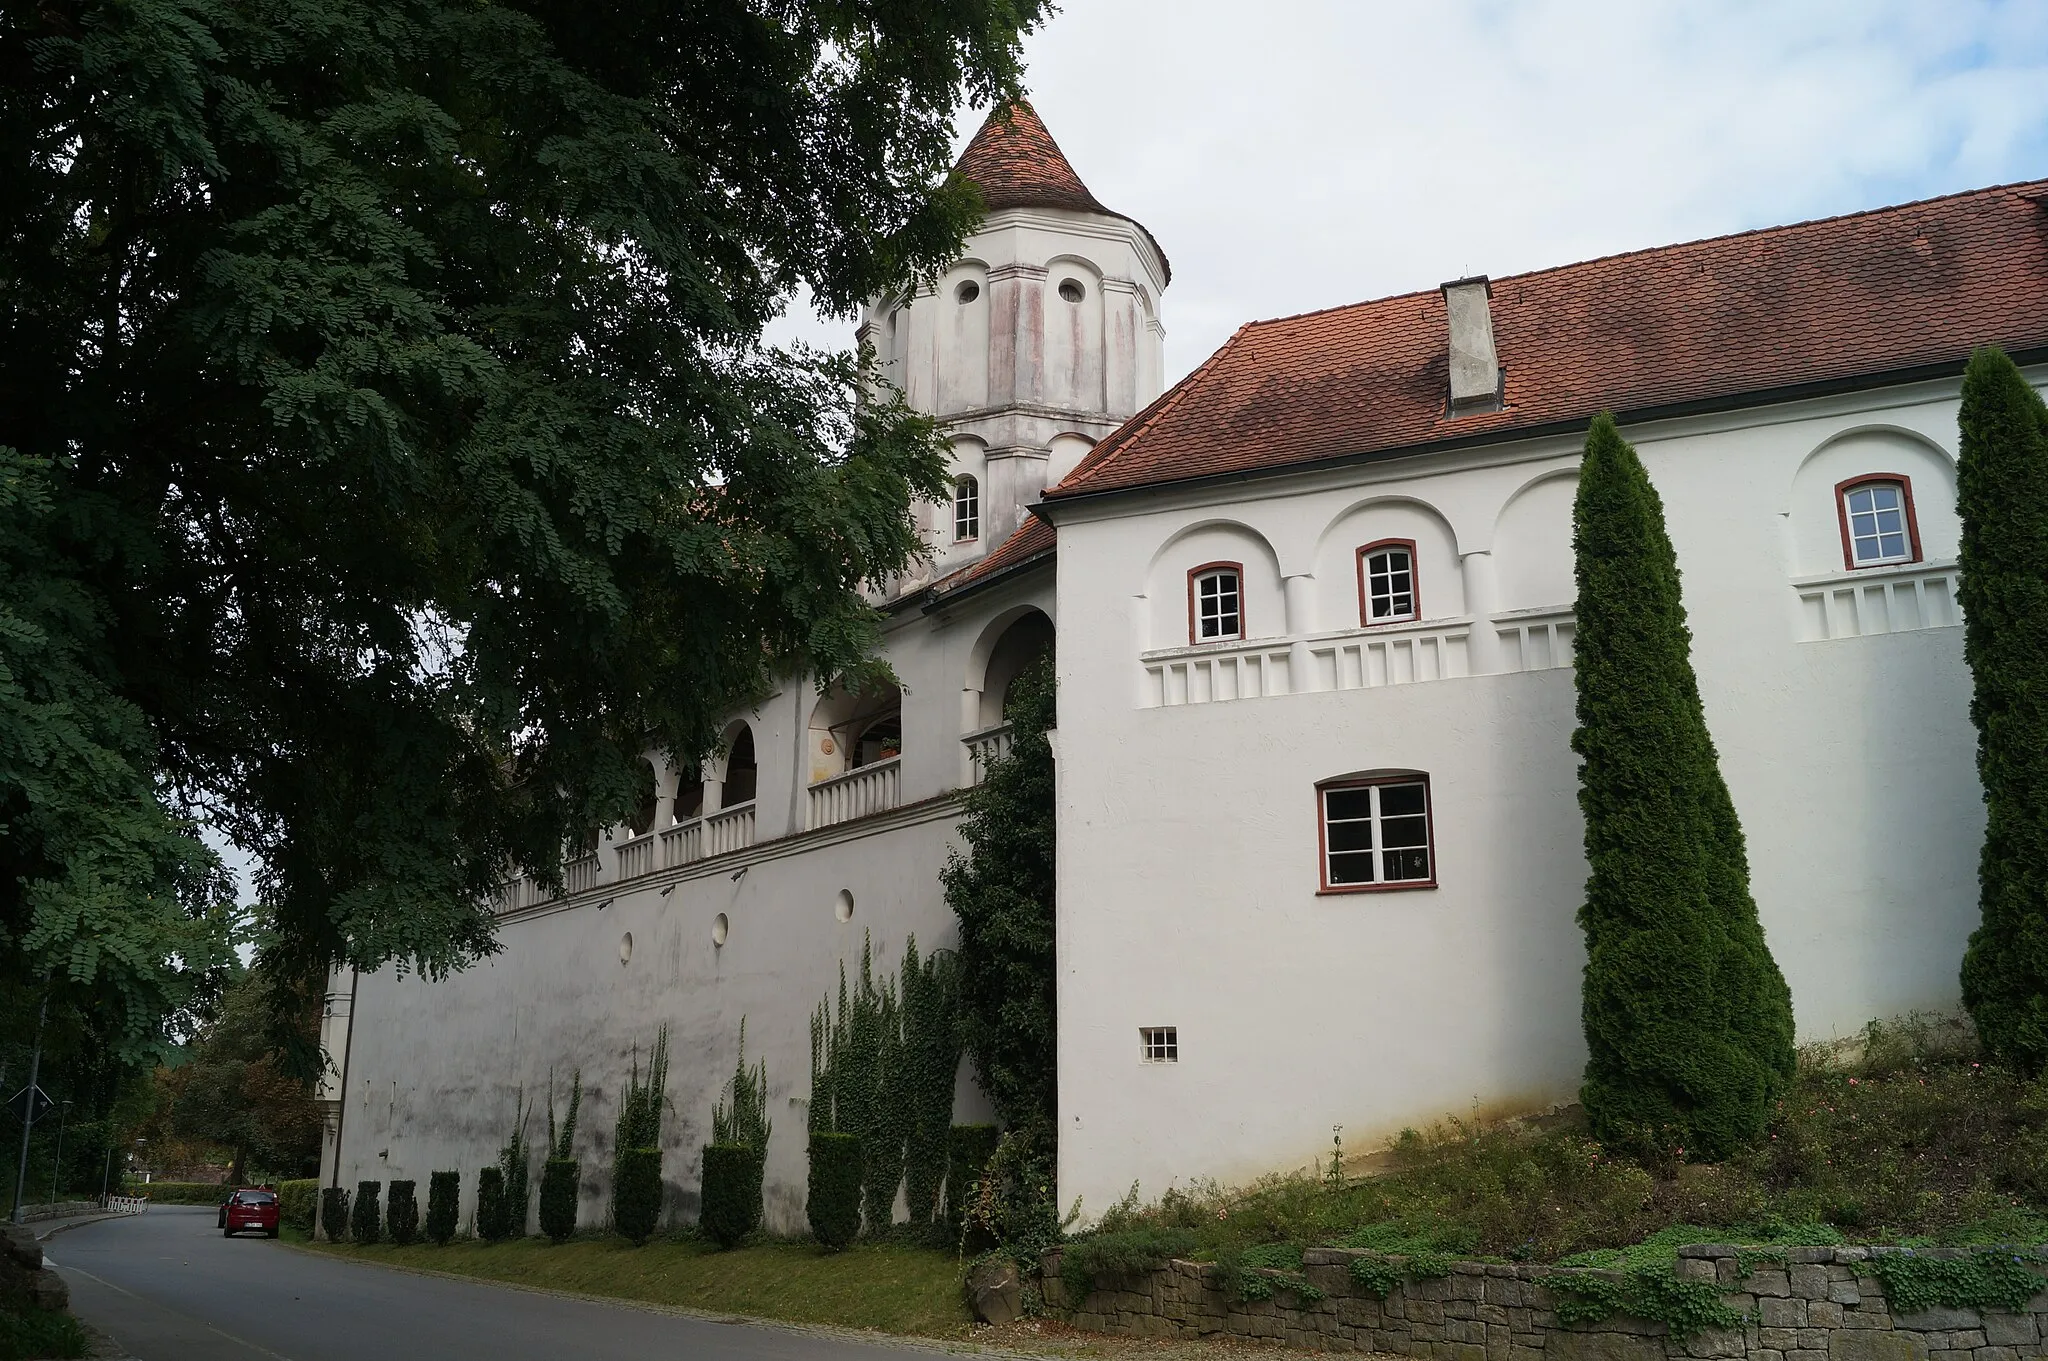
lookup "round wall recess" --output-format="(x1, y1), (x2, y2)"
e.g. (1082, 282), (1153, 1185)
(835, 889), (855, 922)
(712, 912), (729, 947)
(1058, 278), (1085, 303)
(956, 280), (981, 304)
(619, 931), (634, 964)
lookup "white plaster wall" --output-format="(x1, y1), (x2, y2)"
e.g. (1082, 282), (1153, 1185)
(1050, 377), (2014, 1218)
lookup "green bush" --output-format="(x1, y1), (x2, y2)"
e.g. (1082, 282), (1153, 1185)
(386, 1180), (419, 1245)
(475, 1166), (508, 1241)
(319, 1186), (350, 1242)
(807, 1131), (862, 1250)
(0, 1302), (87, 1360)
(350, 1181), (382, 1245)
(426, 1171), (460, 1245)
(1060, 1226), (1199, 1300)
(277, 1179), (318, 1233)
(538, 1159), (579, 1243)
(1571, 412), (1793, 1159)
(612, 1147), (663, 1245)
(700, 1143), (764, 1249)
(1956, 346), (2048, 1075)
(945, 1124), (999, 1228)
(137, 1181), (230, 1206)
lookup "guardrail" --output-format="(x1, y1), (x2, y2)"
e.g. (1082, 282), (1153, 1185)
(807, 758), (901, 830)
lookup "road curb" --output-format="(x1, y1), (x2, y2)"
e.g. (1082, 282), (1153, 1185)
(277, 1238), (1048, 1360)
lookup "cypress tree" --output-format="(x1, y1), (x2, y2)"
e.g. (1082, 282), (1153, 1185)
(1956, 347), (2048, 1072)
(1572, 413), (1795, 1159)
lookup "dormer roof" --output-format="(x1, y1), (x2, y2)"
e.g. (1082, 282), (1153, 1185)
(953, 101), (1171, 285)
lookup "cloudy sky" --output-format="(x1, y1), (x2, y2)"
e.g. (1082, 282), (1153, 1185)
(776, 0), (2048, 384)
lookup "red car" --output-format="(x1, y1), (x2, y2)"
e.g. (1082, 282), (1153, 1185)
(218, 1188), (280, 1238)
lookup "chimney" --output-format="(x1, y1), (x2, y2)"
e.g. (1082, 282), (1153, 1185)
(1440, 276), (1501, 415)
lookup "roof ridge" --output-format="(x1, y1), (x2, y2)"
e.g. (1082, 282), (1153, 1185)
(1049, 320), (1258, 496)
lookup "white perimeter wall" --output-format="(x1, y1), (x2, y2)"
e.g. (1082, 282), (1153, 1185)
(1049, 374), (2032, 1218)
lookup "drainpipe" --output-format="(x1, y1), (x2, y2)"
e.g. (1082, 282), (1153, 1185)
(324, 967), (359, 1237)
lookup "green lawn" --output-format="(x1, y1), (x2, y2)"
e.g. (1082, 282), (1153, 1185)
(306, 1235), (972, 1337)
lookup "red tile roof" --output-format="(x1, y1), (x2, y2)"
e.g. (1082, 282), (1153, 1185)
(1048, 179), (2048, 502)
(924, 516), (1056, 603)
(953, 102), (1170, 285)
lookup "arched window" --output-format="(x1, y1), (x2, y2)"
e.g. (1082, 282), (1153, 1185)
(723, 727), (758, 806)
(1318, 772), (1436, 892)
(1357, 540), (1420, 625)
(1836, 475), (1922, 569)
(954, 476), (980, 542)
(1188, 563), (1244, 644)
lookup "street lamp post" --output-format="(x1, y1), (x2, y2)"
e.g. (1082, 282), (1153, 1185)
(49, 1099), (71, 1204)
(8, 990), (49, 1225)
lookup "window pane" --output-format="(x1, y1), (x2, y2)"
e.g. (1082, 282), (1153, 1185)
(1382, 847), (1431, 882)
(1324, 788), (1373, 821)
(1328, 850), (1377, 885)
(1378, 782), (1425, 816)
(1879, 533), (1906, 559)
(1847, 487), (1874, 515)
(1381, 813), (1429, 848)
(1327, 820), (1375, 852)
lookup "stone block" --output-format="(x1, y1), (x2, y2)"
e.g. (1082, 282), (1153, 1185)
(1686, 1326), (1746, 1357)
(1797, 1329), (1831, 1349)
(967, 1259), (1024, 1325)
(1479, 1305), (1512, 1326)
(1828, 1332), (1927, 1361)
(1755, 1351), (1784, 1361)
(1413, 1323), (1446, 1343)
(1809, 1304), (1846, 1328)
(1839, 1310), (1891, 1330)
(1944, 1331), (1986, 1350)
(1718, 1260), (1744, 1288)
(1752, 1270), (1793, 1298)
(1793, 1267), (1833, 1299)
(1894, 1309), (1984, 1332)
(1510, 1309), (1534, 1330)
(1980, 1313), (2038, 1347)
(1415, 1302), (1449, 1326)
(1762, 1328), (1801, 1350)
(1789, 1249), (1837, 1265)
(1677, 1260), (1719, 1285)
(1788, 1351), (1829, 1361)
(1415, 1278), (1455, 1302)
(1511, 1347), (1547, 1361)
(1971, 1346), (2017, 1361)
(1543, 1331), (1667, 1361)
(1762, 1298), (1809, 1328)
(1448, 1319), (1486, 1344)
(1829, 1283), (1864, 1307)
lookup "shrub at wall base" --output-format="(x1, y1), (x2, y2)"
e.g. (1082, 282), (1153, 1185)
(699, 1144), (765, 1249)
(538, 1160), (578, 1243)
(808, 1132), (863, 1250)
(277, 1179), (318, 1233)
(612, 1148), (663, 1246)
(350, 1181), (382, 1245)
(319, 1187), (350, 1242)
(425, 1171), (460, 1245)
(386, 1180), (419, 1246)
(945, 1124), (1000, 1230)
(475, 1166), (508, 1242)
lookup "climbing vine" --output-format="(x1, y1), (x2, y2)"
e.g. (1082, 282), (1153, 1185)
(1542, 1265), (1741, 1339)
(1862, 1249), (2046, 1316)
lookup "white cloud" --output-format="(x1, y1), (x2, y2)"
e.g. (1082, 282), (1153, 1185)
(770, 0), (2048, 383)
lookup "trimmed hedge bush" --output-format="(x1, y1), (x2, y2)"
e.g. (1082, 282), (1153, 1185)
(277, 1179), (318, 1233)
(475, 1166), (508, 1241)
(426, 1171), (460, 1245)
(612, 1147), (662, 1245)
(807, 1132), (862, 1250)
(386, 1180), (419, 1245)
(538, 1159), (579, 1243)
(944, 1123), (999, 1228)
(135, 1181), (231, 1206)
(320, 1186), (350, 1242)
(350, 1181), (382, 1245)
(699, 1144), (764, 1249)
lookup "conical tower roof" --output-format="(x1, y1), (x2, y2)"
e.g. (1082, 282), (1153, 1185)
(952, 100), (1170, 282)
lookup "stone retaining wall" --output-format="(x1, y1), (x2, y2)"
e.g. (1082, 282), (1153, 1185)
(1041, 1246), (2048, 1361)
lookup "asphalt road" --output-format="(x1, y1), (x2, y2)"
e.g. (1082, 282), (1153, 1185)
(50, 1206), (944, 1361)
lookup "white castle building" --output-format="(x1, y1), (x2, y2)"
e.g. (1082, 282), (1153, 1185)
(319, 104), (2048, 1230)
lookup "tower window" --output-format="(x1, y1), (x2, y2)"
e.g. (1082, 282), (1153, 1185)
(1358, 540), (1420, 625)
(1188, 564), (1244, 644)
(1058, 278), (1086, 304)
(1835, 476), (1921, 569)
(1318, 774), (1436, 892)
(956, 280), (981, 304)
(953, 476), (980, 542)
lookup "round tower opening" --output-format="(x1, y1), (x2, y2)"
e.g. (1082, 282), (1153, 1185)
(1058, 278), (1086, 303)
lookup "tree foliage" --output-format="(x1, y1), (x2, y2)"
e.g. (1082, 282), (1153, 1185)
(160, 965), (324, 1183)
(942, 653), (1056, 1142)
(1956, 347), (2048, 1073)
(1571, 414), (1794, 1160)
(1, 0), (1048, 1054)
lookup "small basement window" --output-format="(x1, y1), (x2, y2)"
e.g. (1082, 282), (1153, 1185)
(1836, 476), (1920, 569)
(1319, 774), (1435, 892)
(1189, 564), (1243, 643)
(954, 475), (979, 542)
(1359, 540), (1419, 625)
(1141, 1027), (1178, 1063)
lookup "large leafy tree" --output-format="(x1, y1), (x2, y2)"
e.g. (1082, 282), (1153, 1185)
(1956, 347), (2048, 1073)
(1, 0), (1045, 1052)
(159, 965), (325, 1184)
(1571, 414), (1794, 1160)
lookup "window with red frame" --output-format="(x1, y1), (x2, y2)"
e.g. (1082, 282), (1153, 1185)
(1319, 775), (1434, 891)
(1190, 565), (1243, 643)
(1837, 477), (1920, 569)
(1358, 541), (1419, 625)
